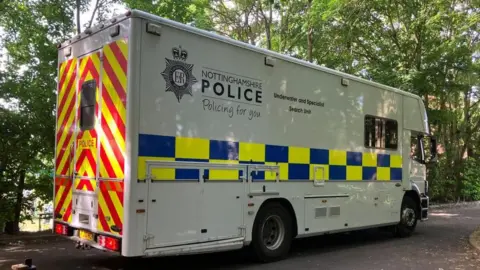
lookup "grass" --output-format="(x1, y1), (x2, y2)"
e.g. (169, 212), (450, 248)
(19, 217), (53, 232)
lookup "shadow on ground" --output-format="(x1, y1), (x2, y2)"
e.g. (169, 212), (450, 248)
(3, 208), (480, 270)
(88, 227), (400, 270)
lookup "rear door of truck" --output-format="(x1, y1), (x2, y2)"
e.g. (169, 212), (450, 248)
(54, 20), (129, 242)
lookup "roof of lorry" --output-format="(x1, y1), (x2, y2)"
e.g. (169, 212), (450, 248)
(58, 9), (424, 101)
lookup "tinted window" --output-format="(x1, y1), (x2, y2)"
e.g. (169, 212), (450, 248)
(385, 120), (398, 149)
(80, 80), (96, 130)
(410, 136), (422, 162)
(364, 115), (398, 150)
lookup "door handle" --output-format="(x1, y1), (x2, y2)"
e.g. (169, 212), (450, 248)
(151, 199), (156, 203)
(313, 166), (325, 186)
(395, 183), (401, 187)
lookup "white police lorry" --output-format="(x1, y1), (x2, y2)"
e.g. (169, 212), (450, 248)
(53, 9), (436, 263)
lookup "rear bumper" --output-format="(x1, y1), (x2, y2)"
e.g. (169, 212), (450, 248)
(54, 221), (121, 253)
(69, 236), (117, 253)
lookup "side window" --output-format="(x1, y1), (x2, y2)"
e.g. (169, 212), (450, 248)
(364, 115), (398, 150)
(364, 116), (379, 148)
(385, 120), (398, 149)
(410, 135), (431, 163)
(410, 136), (422, 161)
(80, 80), (96, 130)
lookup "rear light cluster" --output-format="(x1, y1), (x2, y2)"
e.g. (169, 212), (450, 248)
(54, 223), (120, 252)
(55, 223), (73, 236)
(97, 235), (120, 251)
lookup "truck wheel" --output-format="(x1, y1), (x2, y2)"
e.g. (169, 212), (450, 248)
(251, 202), (293, 263)
(395, 196), (418, 237)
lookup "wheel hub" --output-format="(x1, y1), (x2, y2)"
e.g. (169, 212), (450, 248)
(402, 208), (416, 226)
(261, 215), (285, 250)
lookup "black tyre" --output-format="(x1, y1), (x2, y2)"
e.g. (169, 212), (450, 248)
(394, 196), (418, 237)
(251, 202), (293, 263)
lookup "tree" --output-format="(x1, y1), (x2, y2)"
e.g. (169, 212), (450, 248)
(123, 0), (214, 30)
(76, 0), (123, 33)
(310, 0), (479, 201)
(0, 0), (76, 233)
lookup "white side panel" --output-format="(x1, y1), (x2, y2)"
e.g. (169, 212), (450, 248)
(304, 197), (347, 233)
(410, 161), (427, 192)
(144, 162), (245, 249)
(137, 23), (407, 158)
(145, 182), (246, 248)
(134, 18), (423, 252)
(200, 183), (244, 241)
(146, 181), (203, 247)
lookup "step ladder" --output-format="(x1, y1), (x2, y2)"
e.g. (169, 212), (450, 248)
(420, 195), (429, 221)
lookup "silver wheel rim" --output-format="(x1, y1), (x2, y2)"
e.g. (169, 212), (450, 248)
(402, 208), (416, 226)
(261, 215), (285, 250)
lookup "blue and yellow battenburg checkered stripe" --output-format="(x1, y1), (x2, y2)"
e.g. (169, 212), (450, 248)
(137, 134), (403, 182)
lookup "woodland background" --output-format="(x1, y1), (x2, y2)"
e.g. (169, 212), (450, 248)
(0, 0), (479, 233)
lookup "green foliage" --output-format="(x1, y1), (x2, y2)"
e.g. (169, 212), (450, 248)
(0, 0), (74, 232)
(460, 158), (480, 201)
(427, 158), (456, 202)
(432, 157), (480, 202)
(123, 0), (214, 30)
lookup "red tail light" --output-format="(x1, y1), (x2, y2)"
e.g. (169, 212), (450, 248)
(97, 235), (120, 251)
(55, 223), (70, 235)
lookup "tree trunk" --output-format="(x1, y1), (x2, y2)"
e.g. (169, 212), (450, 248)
(88, 0), (100, 29)
(258, 0), (272, 50)
(265, 1), (272, 50)
(0, 158), (6, 181)
(76, 0), (81, 34)
(11, 170), (26, 234)
(265, 23), (271, 50)
(307, 28), (313, 62)
(307, 0), (313, 62)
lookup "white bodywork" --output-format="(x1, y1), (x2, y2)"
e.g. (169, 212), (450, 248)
(56, 10), (431, 257)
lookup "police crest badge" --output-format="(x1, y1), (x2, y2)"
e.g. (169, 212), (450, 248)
(161, 46), (197, 102)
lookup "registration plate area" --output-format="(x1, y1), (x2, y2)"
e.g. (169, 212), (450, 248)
(79, 229), (94, 241)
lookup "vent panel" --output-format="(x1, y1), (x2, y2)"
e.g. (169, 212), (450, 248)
(329, 206), (340, 216)
(315, 207), (327, 218)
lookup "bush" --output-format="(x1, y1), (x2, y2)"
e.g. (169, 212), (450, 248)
(428, 158), (456, 203)
(460, 158), (480, 201)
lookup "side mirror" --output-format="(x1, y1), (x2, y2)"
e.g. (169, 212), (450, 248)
(427, 136), (438, 164)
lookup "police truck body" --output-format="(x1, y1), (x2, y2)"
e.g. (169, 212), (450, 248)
(53, 9), (436, 262)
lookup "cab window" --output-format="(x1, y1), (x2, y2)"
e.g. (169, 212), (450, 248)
(410, 135), (424, 163)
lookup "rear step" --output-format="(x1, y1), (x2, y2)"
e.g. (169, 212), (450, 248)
(420, 195), (429, 221)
